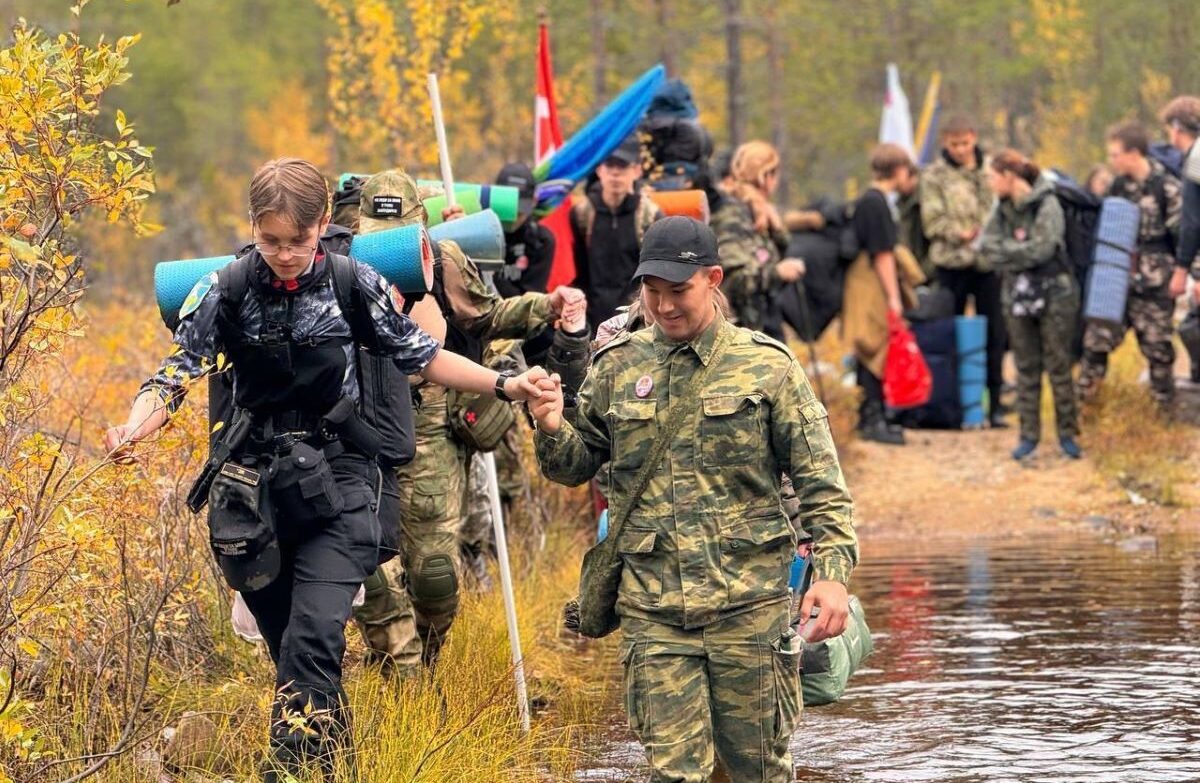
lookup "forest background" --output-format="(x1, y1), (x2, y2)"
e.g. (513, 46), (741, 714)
(1, 1), (1198, 781)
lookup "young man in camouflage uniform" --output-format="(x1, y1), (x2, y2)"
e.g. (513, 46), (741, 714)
(1078, 122), (1183, 409)
(348, 169), (587, 674)
(530, 216), (858, 783)
(921, 114), (1009, 427)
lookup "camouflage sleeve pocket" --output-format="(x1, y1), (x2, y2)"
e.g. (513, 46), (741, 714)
(798, 401), (837, 471)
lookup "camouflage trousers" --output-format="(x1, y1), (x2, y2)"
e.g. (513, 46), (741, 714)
(1078, 289), (1176, 406)
(460, 426), (526, 587)
(352, 386), (466, 672)
(618, 603), (802, 783)
(1003, 274), (1080, 443)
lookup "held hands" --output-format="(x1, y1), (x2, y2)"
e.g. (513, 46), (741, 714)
(441, 204), (466, 222)
(502, 366), (551, 403)
(547, 286), (587, 325)
(527, 373), (565, 435)
(798, 580), (850, 644)
(776, 258), (807, 283)
(959, 227), (980, 244)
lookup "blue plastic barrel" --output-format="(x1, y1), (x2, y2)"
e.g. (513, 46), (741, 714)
(955, 315), (987, 427)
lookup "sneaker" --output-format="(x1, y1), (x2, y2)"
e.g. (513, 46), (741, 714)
(1059, 437), (1082, 459)
(858, 420), (906, 446)
(1011, 439), (1038, 460)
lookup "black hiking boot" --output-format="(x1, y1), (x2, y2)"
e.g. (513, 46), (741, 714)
(858, 419), (906, 446)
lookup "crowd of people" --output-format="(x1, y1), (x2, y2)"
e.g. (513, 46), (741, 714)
(97, 79), (1200, 782)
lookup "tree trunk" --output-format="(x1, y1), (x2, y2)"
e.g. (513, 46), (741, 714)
(591, 0), (608, 113)
(766, 9), (787, 204)
(656, 0), (676, 76)
(724, 0), (744, 148)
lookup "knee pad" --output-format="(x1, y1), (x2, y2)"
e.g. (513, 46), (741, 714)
(410, 554), (458, 604)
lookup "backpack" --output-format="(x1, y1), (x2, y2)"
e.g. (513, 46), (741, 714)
(331, 175), (367, 230)
(639, 117), (713, 188)
(211, 234), (416, 469)
(1047, 171), (1102, 289)
(1149, 142), (1184, 178)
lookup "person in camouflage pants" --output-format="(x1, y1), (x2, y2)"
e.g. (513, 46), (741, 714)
(347, 169), (586, 674)
(1078, 122), (1183, 409)
(530, 217), (858, 783)
(980, 151), (1082, 460)
(710, 141), (806, 339)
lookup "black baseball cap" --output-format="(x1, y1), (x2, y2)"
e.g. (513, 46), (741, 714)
(495, 162), (536, 216)
(633, 216), (719, 283)
(602, 135), (642, 168)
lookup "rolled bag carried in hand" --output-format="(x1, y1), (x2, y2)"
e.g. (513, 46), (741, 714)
(1083, 196), (1141, 327)
(153, 211), (506, 328)
(800, 595), (874, 706)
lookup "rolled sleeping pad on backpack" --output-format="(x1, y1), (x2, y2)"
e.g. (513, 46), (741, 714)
(955, 315), (987, 427)
(1083, 196), (1140, 327)
(647, 189), (710, 224)
(154, 225), (436, 327)
(336, 173), (521, 228)
(426, 208), (506, 263)
(419, 181), (520, 229)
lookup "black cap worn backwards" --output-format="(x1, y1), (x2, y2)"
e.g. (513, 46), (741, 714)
(633, 215), (719, 283)
(495, 162), (536, 216)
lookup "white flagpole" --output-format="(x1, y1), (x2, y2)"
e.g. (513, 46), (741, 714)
(427, 71), (531, 734)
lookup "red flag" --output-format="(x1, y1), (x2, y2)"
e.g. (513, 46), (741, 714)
(536, 22), (576, 291)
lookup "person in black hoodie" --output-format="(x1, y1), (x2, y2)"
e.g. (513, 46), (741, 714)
(494, 162), (555, 297)
(570, 136), (664, 329)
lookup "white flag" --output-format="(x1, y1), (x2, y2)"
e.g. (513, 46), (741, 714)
(879, 63), (915, 158)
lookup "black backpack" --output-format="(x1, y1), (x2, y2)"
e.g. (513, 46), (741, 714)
(210, 230), (416, 469)
(1048, 171), (1102, 289)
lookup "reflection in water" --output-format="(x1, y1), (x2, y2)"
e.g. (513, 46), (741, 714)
(578, 531), (1200, 783)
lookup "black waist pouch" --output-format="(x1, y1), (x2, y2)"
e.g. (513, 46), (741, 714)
(208, 461), (280, 593)
(268, 442), (345, 535)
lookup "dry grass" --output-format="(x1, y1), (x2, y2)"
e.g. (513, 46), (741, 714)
(1078, 337), (1193, 506)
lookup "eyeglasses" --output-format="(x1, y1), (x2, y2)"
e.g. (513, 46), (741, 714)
(255, 241), (317, 257)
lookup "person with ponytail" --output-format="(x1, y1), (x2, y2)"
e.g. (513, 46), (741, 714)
(980, 150), (1082, 461)
(710, 140), (806, 338)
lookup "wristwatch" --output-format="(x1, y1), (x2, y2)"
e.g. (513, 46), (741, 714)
(494, 371), (515, 402)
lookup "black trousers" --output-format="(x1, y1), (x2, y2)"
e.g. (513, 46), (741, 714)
(936, 266), (1008, 409)
(857, 363), (884, 425)
(241, 452), (380, 777)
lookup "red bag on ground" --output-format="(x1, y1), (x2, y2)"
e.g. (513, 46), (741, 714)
(883, 312), (933, 409)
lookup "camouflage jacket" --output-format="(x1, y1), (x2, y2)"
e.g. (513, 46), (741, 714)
(1110, 159), (1182, 291)
(710, 196), (790, 331)
(979, 176), (1066, 277)
(920, 149), (994, 271)
(435, 239), (555, 341)
(535, 312), (857, 629)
